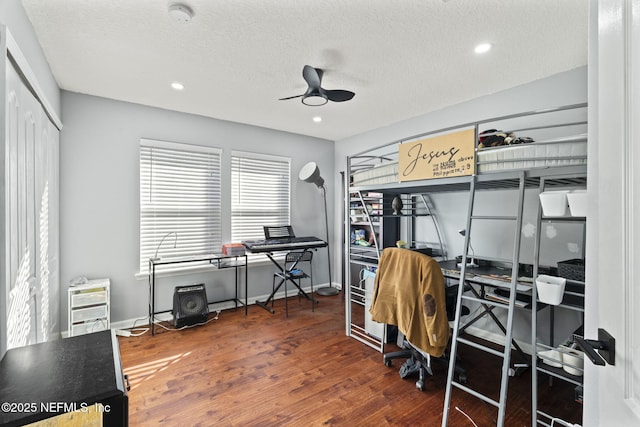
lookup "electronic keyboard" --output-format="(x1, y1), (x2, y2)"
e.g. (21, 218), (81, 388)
(242, 236), (327, 253)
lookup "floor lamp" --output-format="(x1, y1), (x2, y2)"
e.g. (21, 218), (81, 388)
(299, 161), (338, 296)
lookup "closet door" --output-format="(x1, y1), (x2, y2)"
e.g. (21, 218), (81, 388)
(4, 56), (59, 349)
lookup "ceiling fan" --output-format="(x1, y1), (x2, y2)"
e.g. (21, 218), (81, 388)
(279, 65), (355, 106)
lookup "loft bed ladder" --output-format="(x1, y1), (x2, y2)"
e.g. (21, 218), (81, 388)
(442, 170), (527, 427)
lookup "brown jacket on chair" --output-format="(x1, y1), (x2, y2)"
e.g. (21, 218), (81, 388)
(369, 248), (450, 357)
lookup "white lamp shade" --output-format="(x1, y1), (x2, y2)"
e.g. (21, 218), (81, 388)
(299, 161), (325, 187)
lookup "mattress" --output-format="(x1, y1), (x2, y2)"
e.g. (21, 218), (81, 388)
(350, 139), (587, 185)
(477, 139), (587, 173)
(351, 162), (399, 186)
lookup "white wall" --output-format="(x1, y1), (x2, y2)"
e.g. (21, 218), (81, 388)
(60, 91), (334, 330)
(334, 67), (588, 348)
(335, 67), (587, 162)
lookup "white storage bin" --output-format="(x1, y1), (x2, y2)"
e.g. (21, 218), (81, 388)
(363, 269), (384, 339)
(71, 304), (108, 323)
(71, 320), (108, 336)
(535, 275), (566, 305)
(539, 190), (569, 217)
(71, 290), (108, 308)
(567, 189), (587, 217)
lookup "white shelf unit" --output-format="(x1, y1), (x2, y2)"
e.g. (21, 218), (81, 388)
(531, 174), (586, 427)
(346, 190), (386, 351)
(68, 279), (111, 337)
(346, 189), (447, 352)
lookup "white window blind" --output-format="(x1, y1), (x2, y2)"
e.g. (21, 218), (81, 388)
(231, 152), (290, 258)
(140, 139), (222, 273)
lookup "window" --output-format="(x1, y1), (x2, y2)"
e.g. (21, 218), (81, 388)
(139, 139), (222, 273)
(231, 151), (290, 259)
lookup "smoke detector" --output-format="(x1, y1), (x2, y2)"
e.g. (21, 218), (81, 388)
(169, 3), (194, 24)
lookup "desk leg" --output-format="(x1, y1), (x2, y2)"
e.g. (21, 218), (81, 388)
(235, 256), (249, 316)
(244, 255), (248, 315)
(234, 258), (239, 310)
(149, 262), (156, 336)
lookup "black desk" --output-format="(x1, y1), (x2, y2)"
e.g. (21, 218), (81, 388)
(148, 254), (248, 335)
(0, 330), (128, 427)
(243, 237), (327, 314)
(439, 259), (532, 367)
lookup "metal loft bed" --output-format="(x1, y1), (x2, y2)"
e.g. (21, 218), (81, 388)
(343, 103), (588, 426)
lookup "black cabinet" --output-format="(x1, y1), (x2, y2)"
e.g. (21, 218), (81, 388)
(0, 330), (128, 427)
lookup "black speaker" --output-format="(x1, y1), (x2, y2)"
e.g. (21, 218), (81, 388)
(172, 284), (209, 328)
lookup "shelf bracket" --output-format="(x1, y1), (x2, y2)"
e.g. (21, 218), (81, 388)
(575, 328), (615, 366)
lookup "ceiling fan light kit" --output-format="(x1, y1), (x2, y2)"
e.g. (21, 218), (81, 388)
(302, 94), (328, 106)
(280, 65), (355, 106)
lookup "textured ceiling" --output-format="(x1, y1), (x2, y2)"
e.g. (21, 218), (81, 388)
(21, 0), (588, 141)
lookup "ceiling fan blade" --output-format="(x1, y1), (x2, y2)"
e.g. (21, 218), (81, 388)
(278, 94), (305, 101)
(302, 65), (322, 89)
(325, 89), (355, 102)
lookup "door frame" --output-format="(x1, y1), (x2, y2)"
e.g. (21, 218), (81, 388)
(585, 0), (640, 424)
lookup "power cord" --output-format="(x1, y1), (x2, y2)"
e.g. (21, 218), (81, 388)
(117, 308), (222, 337)
(153, 310), (221, 332)
(455, 406), (479, 427)
(116, 315), (151, 337)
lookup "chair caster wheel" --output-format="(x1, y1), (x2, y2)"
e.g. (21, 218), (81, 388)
(416, 380), (425, 391)
(384, 359), (392, 367)
(458, 374), (468, 384)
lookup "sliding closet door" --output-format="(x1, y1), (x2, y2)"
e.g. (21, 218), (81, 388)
(4, 56), (59, 350)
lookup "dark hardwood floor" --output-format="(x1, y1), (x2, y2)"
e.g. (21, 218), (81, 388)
(118, 294), (581, 426)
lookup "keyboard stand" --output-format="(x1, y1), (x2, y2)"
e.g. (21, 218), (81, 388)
(256, 249), (317, 314)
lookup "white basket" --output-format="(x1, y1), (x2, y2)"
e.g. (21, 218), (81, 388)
(567, 189), (587, 217)
(560, 345), (584, 376)
(535, 275), (566, 305)
(539, 349), (563, 368)
(539, 190), (569, 217)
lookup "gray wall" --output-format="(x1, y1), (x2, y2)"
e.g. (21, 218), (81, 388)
(334, 67), (588, 348)
(60, 91), (334, 330)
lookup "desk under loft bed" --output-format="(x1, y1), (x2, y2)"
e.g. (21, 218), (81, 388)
(344, 103), (587, 427)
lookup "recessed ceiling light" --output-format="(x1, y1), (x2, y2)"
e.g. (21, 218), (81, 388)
(475, 43), (492, 54)
(313, 116), (322, 123)
(171, 82), (184, 90)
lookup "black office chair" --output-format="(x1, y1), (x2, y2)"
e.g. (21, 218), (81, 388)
(383, 284), (469, 391)
(263, 225), (315, 317)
